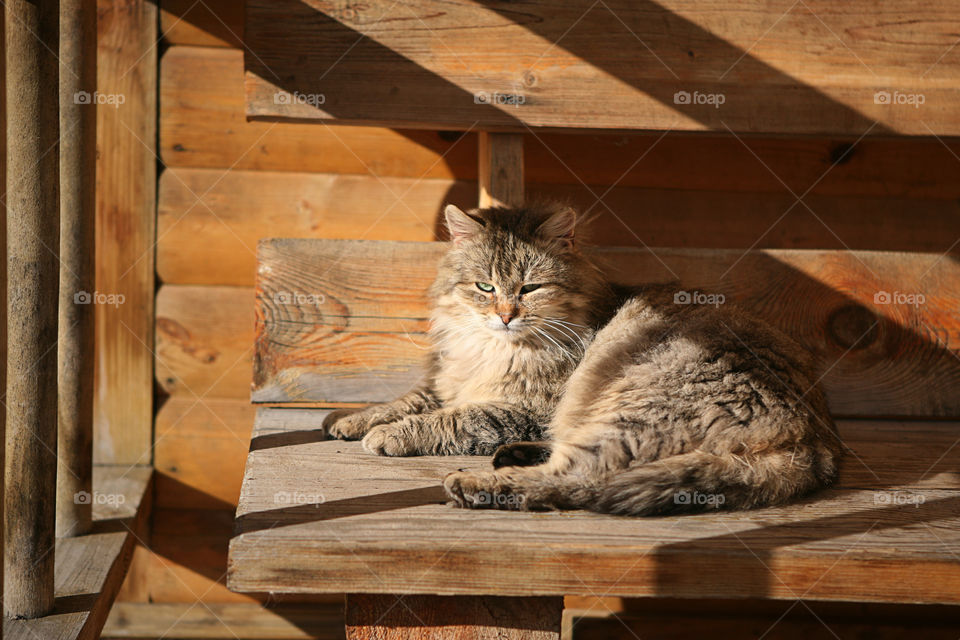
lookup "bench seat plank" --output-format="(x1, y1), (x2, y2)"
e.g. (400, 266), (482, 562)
(228, 408), (960, 604)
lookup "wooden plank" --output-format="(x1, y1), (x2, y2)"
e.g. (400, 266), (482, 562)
(157, 168), (960, 287)
(165, 46), (960, 198)
(478, 132), (524, 208)
(4, 0), (60, 617)
(3, 466), (153, 640)
(156, 285), (255, 400)
(161, 0), (243, 48)
(154, 397), (256, 508)
(346, 594), (562, 640)
(95, 0), (157, 465)
(103, 601), (345, 639)
(0, 3), (6, 633)
(229, 410), (960, 602)
(57, 0), (97, 538)
(156, 168), (472, 286)
(160, 46), (477, 177)
(567, 608), (960, 640)
(119, 508), (259, 605)
(114, 507), (346, 604)
(245, 0), (960, 134)
(253, 239), (960, 417)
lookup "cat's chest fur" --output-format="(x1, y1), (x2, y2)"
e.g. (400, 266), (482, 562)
(433, 334), (549, 408)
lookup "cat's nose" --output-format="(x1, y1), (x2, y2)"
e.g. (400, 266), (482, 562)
(499, 312), (515, 325)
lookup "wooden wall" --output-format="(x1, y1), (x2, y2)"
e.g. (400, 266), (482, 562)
(122, 0), (960, 612)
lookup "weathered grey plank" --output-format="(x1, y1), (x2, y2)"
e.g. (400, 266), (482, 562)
(228, 409), (960, 603)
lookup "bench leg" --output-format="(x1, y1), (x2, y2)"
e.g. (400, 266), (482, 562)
(345, 594), (563, 639)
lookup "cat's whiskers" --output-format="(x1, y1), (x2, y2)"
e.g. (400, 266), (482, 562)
(536, 317), (588, 355)
(540, 319), (587, 353)
(532, 326), (579, 364)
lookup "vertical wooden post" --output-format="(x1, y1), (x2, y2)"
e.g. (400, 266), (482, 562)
(56, 0), (96, 538)
(4, 0), (61, 619)
(346, 594), (563, 640)
(0, 4), (6, 633)
(478, 132), (524, 208)
(95, 0), (157, 467)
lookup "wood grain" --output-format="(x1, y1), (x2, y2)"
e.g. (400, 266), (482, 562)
(478, 132), (524, 208)
(157, 167), (472, 286)
(103, 601), (345, 639)
(160, 0), (242, 48)
(156, 284), (254, 400)
(245, 0), (960, 134)
(114, 507), (346, 605)
(2, 466), (152, 640)
(228, 409), (960, 602)
(346, 594), (562, 640)
(154, 397), (256, 508)
(253, 239), (960, 417)
(0, 5), (5, 632)
(568, 607), (960, 640)
(160, 46), (477, 177)
(57, 0), (97, 538)
(4, 0), (60, 617)
(165, 46), (960, 197)
(157, 168), (960, 287)
(94, 0), (157, 466)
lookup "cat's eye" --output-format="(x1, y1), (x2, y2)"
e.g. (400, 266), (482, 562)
(520, 283), (542, 294)
(476, 282), (494, 292)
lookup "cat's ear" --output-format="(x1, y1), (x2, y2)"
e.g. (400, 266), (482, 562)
(537, 207), (577, 247)
(444, 205), (484, 245)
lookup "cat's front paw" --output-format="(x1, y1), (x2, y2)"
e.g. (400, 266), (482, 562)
(361, 423), (416, 456)
(323, 409), (371, 440)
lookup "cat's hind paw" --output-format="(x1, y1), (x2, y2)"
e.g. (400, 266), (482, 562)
(444, 471), (489, 508)
(444, 471), (526, 510)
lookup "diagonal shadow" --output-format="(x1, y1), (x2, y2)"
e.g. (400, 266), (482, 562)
(238, 0), (892, 135)
(652, 493), (960, 599)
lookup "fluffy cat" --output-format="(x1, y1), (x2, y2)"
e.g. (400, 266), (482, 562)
(324, 202), (608, 455)
(326, 203), (843, 515)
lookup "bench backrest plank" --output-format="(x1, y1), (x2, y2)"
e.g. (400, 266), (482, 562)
(245, 0), (960, 135)
(254, 238), (960, 418)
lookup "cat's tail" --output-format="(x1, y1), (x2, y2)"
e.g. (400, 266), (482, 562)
(594, 445), (839, 516)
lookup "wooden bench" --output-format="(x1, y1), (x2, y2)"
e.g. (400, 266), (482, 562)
(228, 238), (960, 637)
(229, 1), (960, 636)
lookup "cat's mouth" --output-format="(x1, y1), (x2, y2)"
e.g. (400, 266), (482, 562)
(485, 317), (528, 337)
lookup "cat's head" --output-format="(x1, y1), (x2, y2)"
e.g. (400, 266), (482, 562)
(431, 202), (608, 343)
